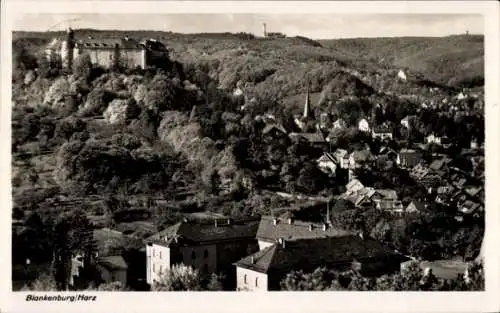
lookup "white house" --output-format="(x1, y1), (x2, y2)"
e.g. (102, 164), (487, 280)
(398, 70), (407, 81)
(316, 153), (337, 175)
(358, 118), (370, 132)
(333, 118), (347, 130)
(333, 149), (350, 169)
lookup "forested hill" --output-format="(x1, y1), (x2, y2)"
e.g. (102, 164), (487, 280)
(13, 30), (484, 93)
(321, 35), (484, 88)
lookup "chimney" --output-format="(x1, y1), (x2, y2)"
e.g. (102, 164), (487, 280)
(359, 232), (364, 240)
(251, 256), (255, 264)
(214, 219), (218, 228)
(227, 218), (232, 225)
(277, 238), (285, 248)
(309, 224), (314, 232)
(287, 218), (293, 225)
(322, 223), (327, 231)
(164, 235), (168, 242)
(273, 218), (278, 225)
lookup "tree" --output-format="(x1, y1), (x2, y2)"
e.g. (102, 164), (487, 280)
(153, 264), (202, 291)
(73, 53), (92, 81)
(20, 273), (57, 291)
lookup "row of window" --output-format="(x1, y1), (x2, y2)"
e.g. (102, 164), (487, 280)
(243, 274), (259, 287)
(152, 263), (209, 274)
(152, 248), (210, 260)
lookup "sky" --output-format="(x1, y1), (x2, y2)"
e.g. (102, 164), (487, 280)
(13, 13), (483, 39)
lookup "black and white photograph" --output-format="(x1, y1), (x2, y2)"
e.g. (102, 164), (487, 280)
(2, 1), (500, 312)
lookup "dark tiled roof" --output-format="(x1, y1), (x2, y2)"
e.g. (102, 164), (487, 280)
(234, 236), (401, 273)
(429, 158), (452, 171)
(98, 255), (128, 270)
(256, 216), (353, 243)
(289, 132), (325, 144)
(148, 218), (260, 246)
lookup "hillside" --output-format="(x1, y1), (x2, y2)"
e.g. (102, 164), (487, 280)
(321, 35), (484, 87)
(13, 31), (484, 97)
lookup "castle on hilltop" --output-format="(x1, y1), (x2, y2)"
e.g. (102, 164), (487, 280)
(45, 28), (170, 70)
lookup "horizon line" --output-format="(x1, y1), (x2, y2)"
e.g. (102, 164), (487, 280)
(12, 28), (483, 41)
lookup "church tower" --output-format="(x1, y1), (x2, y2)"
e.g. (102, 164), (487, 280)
(61, 27), (75, 71)
(303, 81), (313, 119)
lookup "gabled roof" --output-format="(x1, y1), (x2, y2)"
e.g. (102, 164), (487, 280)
(147, 218), (260, 247)
(97, 255), (128, 271)
(289, 132), (325, 144)
(234, 236), (402, 274)
(256, 216), (353, 243)
(429, 157), (453, 171)
(374, 189), (398, 200)
(350, 150), (373, 162)
(334, 148), (349, 159)
(407, 201), (426, 212)
(346, 179), (364, 193)
(262, 123), (287, 135)
(317, 152), (337, 164)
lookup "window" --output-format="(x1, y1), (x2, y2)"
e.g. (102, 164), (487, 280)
(203, 264), (208, 273)
(153, 263), (155, 273)
(153, 248), (155, 257)
(244, 274), (247, 284)
(191, 251), (196, 260)
(255, 277), (258, 287)
(159, 251), (162, 259)
(204, 249), (208, 258)
(159, 265), (162, 273)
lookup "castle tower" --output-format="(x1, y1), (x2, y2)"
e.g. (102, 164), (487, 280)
(61, 27), (75, 71)
(303, 81), (313, 119)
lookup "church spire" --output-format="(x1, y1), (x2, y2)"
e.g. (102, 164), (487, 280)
(303, 81), (312, 119)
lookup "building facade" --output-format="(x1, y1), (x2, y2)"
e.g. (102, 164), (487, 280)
(47, 28), (169, 71)
(145, 218), (259, 288)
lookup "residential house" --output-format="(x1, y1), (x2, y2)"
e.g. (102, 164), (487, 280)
(429, 157), (453, 173)
(96, 255), (128, 286)
(465, 185), (482, 199)
(397, 149), (423, 168)
(379, 146), (398, 160)
(288, 131), (327, 149)
(358, 118), (371, 132)
(333, 118), (347, 130)
(345, 179), (365, 193)
(372, 125), (393, 141)
(255, 216), (353, 251)
(405, 201), (427, 214)
(319, 113), (332, 129)
(145, 217), (260, 287)
(333, 149), (350, 169)
(373, 189), (403, 212)
(316, 152), (337, 176)
(340, 180), (377, 209)
(458, 200), (482, 217)
(349, 149), (373, 169)
(400, 115), (417, 129)
(234, 236), (407, 291)
(426, 134), (451, 146)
